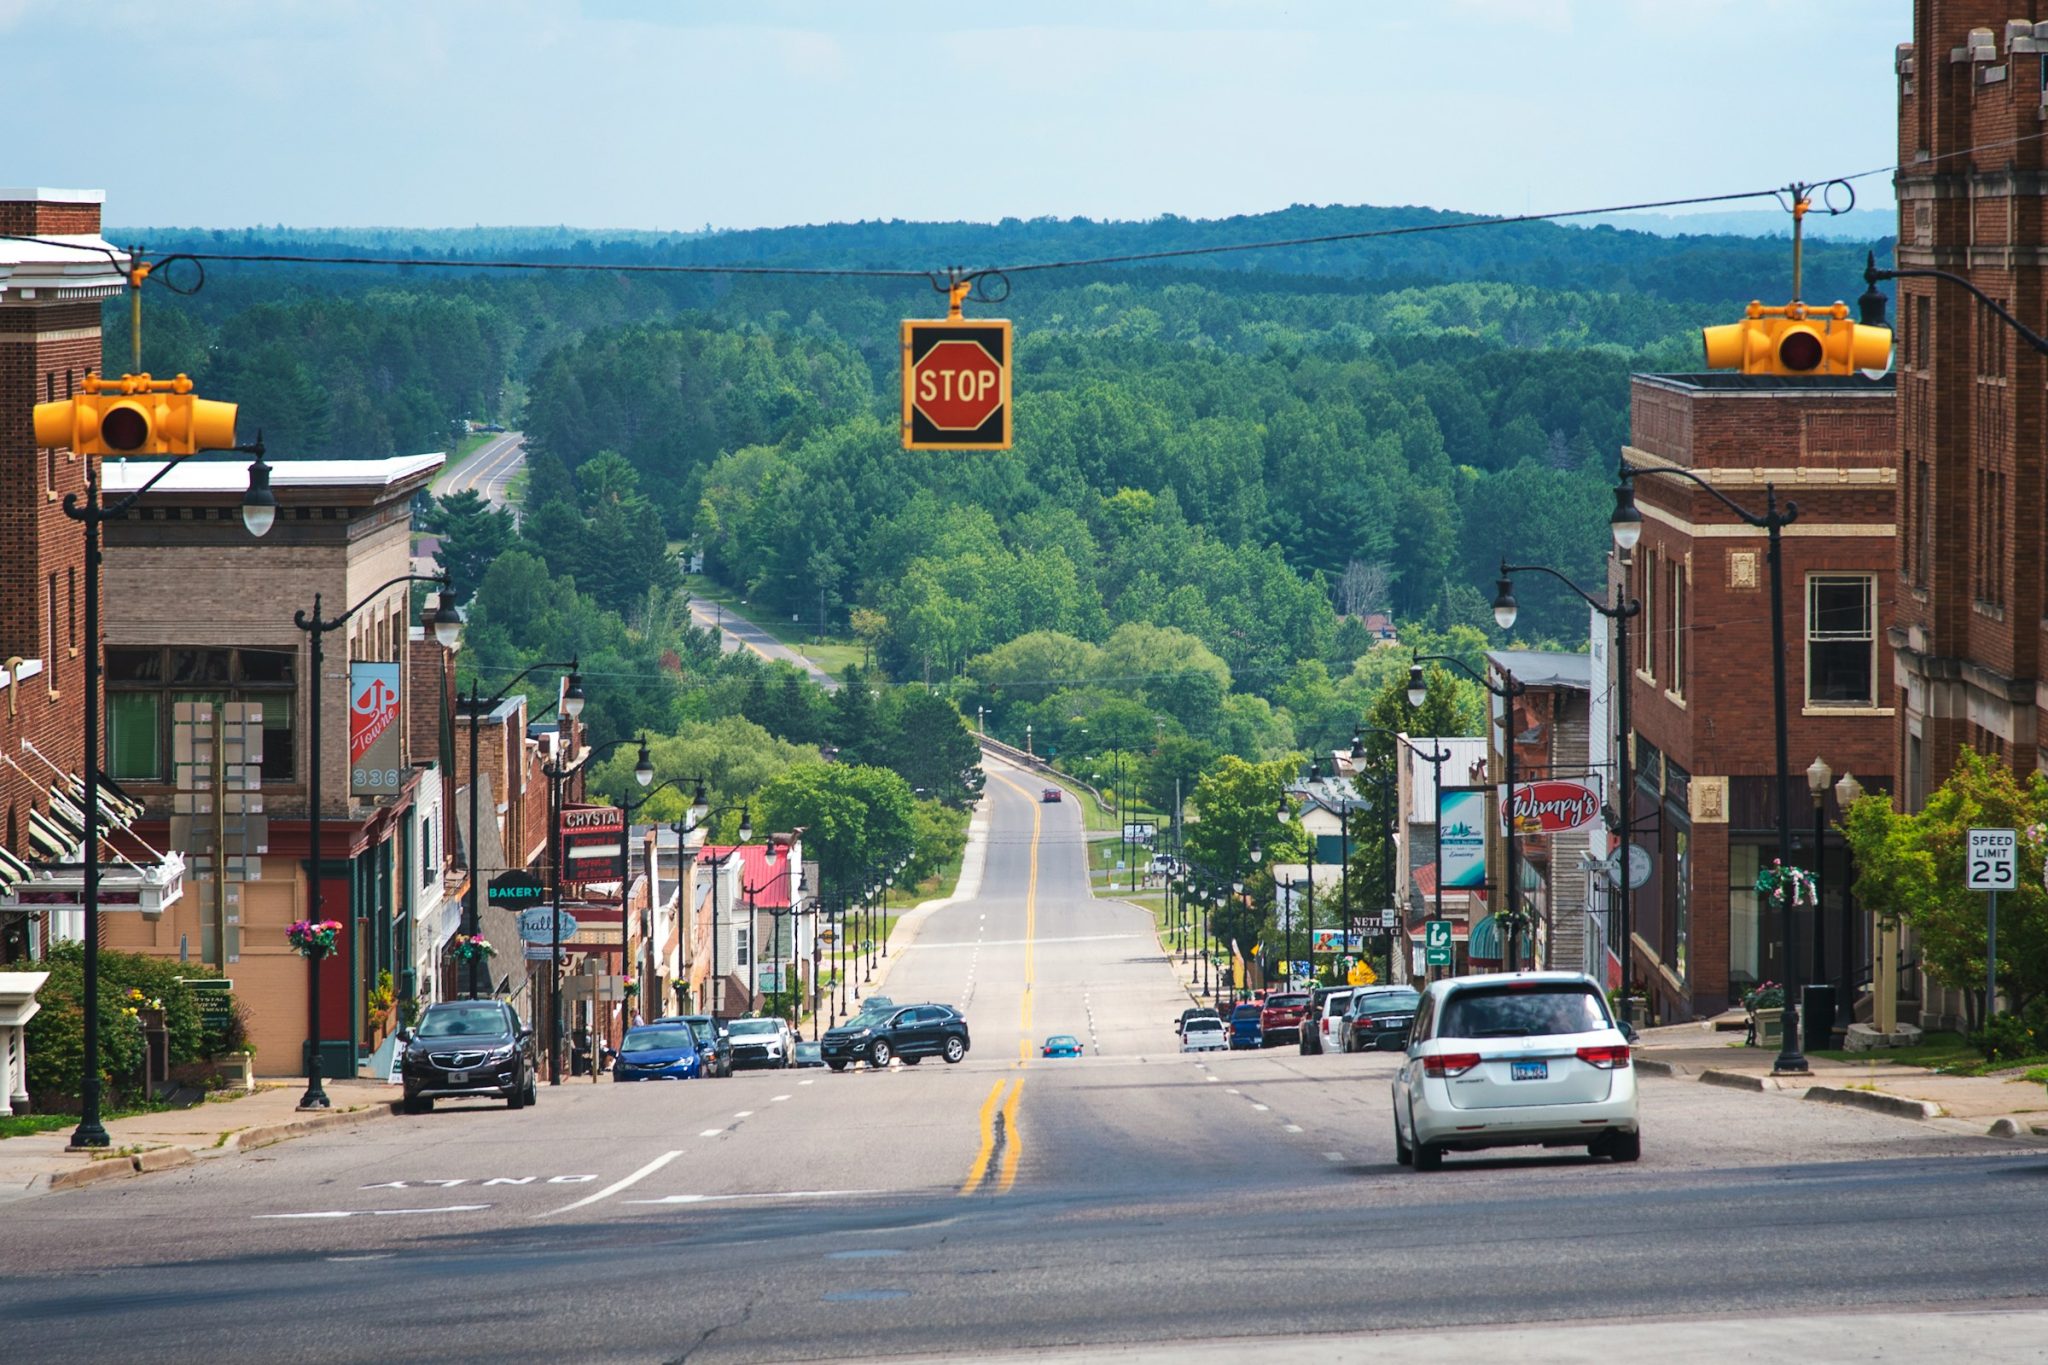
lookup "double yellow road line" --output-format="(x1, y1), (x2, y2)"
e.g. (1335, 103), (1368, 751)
(960, 1077), (1025, 1195)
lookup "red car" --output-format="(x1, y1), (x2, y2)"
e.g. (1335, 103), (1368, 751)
(1259, 992), (1311, 1048)
(1041, 788), (1062, 803)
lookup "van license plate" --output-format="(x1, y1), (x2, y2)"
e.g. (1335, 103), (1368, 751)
(447, 1071), (468, 1084)
(1510, 1061), (1547, 1081)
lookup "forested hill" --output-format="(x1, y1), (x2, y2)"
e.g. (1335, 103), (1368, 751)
(105, 202), (1893, 762)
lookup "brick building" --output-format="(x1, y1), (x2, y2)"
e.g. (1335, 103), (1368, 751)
(1483, 650), (1593, 975)
(0, 190), (188, 966)
(97, 456), (458, 1073)
(1622, 372), (1897, 1021)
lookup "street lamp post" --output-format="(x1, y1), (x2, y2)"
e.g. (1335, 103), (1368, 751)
(1493, 557), (1642, 1011)
(1345, 726), (1405, 976)
(1397, 723), (1454, 986)
(460, 660), (581, 1000)
(1613, 465), (1808, 1074)
(679, 802), (752, 1021)
(1833, 770), (1864, 1026)
(294, 572), (462, 1109)
(1412, 654), (1528, 971)
(63, 446), (274, 1148)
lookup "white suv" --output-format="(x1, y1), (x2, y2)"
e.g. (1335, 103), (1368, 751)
(1392, 971), (1639, 1170)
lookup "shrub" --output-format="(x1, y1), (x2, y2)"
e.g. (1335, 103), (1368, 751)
(1972, 1013), (2038, 1064)
(24, 943), (242, 1106)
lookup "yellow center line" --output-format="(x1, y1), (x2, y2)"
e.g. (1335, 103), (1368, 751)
(995, 1079), (1025, 1193)
(958, 1079), (1006, 1195)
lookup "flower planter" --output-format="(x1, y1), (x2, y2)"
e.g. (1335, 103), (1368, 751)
(1751, 1007), (1783, 1048)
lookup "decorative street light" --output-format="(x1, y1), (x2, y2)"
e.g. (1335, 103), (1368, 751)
(293, 572), (462, 1109)
(1613, 465), (1807, 1075)
(676, 801), (751, 1021)
(1494, 558), (1643, 1019)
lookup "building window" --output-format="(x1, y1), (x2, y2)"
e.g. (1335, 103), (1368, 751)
(1807, 575), (1877, 707)
(1638, 551), (1657, 683)
(421, 816), (437, 889)
(734, 924), (750, 969)
(1669, 556), (1686, 699)
(1914, 458), (1930, 587)
(106, 646), (298, 783)
(46, 575), (58, 689)
(1974, 466), (2008, 608)
(1728, 844), (1760, 991)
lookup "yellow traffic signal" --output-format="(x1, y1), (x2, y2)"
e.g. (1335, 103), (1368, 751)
(1703, 302), (1891, 377)
(33, 373), (237, 456)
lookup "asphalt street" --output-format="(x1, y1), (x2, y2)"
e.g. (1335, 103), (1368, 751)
(6, 755), (2047, 1362)
(434, 430), (525, 507)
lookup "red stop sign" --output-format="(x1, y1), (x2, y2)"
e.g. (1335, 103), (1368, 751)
(912, 338), (1003, 431)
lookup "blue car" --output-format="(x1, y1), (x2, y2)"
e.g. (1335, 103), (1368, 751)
(1228, 1003), (1263, 1050)
(1041, 1034), (1082, 1058)
(612, 1023), (704, 1081)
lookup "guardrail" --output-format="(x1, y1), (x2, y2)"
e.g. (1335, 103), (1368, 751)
(975, 732), (1117, 814)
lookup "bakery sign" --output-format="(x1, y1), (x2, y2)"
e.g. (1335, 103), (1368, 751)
(1506, 779), (1602, 836)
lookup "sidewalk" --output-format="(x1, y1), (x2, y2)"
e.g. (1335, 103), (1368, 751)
(0, 1077), (400, 1202)
(1632, 1020), (2048, 1136)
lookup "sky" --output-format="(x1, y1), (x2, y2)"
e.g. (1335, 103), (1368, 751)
(0, 0), (1906, 232)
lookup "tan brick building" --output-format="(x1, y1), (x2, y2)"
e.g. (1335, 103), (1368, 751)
(1622, 373), (1897, 1021)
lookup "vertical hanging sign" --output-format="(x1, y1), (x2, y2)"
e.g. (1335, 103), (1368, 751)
(348, 662), (404, 796)
(901, 283), (1012, 450)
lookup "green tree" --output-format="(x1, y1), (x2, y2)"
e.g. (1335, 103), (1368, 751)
(1184, 754), (1304, 950)
(754, 763), (917, 892)
(874, 689), (984, 807)
(1843, 750), (2048, 1027)
(426, 490), (517, 600)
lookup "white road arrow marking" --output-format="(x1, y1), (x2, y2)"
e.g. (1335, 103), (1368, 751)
(543, 1150), (684, 1217)
(256, 1205), (491, 1220)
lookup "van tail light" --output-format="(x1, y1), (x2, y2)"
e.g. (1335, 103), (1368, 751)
(1422, 1052), (1480, 1078)
(1576, 1044), (1631, 1070)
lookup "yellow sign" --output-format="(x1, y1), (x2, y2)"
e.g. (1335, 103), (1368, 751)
(1347, 960), (1379, 987)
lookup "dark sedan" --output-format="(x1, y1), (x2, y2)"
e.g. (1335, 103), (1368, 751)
(399, 1001), (536, 1112)
(1345, 988), (1422, 1051)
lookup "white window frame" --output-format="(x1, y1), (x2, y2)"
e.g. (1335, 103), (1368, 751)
(1805, 573), (1877, 708)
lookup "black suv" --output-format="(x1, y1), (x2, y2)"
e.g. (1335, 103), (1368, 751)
(663, 1015), (733, 1077)
(821, 1003), (970, 1069)
(399, 1001), (537, 1112)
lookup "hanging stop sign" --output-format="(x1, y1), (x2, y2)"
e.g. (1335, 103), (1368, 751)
(902, 318), (1012, 449)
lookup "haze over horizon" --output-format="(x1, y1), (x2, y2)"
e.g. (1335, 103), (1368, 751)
(2, 1), (1904, 233)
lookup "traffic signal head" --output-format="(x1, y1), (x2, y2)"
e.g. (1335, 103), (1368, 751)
(1702, 303), (1892, 377)
(32, 373), (237, 456)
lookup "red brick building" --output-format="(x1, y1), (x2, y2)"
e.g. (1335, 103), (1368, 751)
(1888, 3), (2048, 1028)
(1623, 372), (1896, 1020)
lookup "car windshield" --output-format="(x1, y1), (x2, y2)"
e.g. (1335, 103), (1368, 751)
(728, 1019), (780, 1036)
(1357, 991), (1421, 1014)
(623, 1027), (695, 1052)
(1231, 1005), (1261, 1019)
(682, 1020), (717, 1043)
(1323, 995), (1352, 1012)
(1046, 1036), (1078, 1047)
(417, 1007), (507, 1039)
(1439, 985), (1609, 1038)
(1267, 994), (1308, 1008)
(1185, 1019), (1222, 1032)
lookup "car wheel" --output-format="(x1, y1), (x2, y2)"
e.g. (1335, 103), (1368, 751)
(1412, 1139), (1443, 1172)
(869, 1041), (893, 1068)
(525, 1075), (538, 1105)
(901, 1055), (922, 1067)
(1605, 1130), (1642, 1163)
(403, 1094), (431, 1115)
(507, 1078), (526, 1110)
(942, 1036), (966, 1063)
(828, 1061), (847, 1072)
(1393, 1111), (1412, 1167)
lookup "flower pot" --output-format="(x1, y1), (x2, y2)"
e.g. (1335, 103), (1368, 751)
(1752, 1007), (1783, 1047)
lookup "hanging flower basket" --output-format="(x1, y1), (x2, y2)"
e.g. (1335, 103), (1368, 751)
(622, 977), (640, 998)
(287, 919), (343, 958)
(1754, 859), (1818, 908)
(452, 934), (495, 963)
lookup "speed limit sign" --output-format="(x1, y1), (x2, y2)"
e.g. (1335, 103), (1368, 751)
(1967, 828), (2017, 891)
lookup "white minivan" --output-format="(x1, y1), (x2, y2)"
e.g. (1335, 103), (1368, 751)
(1392, 971), (1639, 1170)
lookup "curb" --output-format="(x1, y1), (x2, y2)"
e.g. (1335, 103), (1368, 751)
(228, 1101), (402, 1152)
(1699, 1068), (1794, 1092)
(1803, 1084), (1941, 1121)
(1633, 1058), (1689, 1078)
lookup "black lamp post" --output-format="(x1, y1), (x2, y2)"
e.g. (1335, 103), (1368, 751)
(293, 572), (462, 1109)
(1411, 656), (1529, 970)
(1402, 731), (1453, 985)
(1343, 726), (1404, 976)
(1863, 252), (2048, 357)
(614, 759), (707, 1014)
(460, 660), (580, 1000)
(1494, 558), (1642, 1015)
(747, 862), (807, 1031)
(1613, 464), (1807, 1074)
(63, 445), (273, 1148)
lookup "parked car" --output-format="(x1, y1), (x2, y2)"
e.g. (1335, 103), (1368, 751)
(821, 1002), (971, 1069)
(1228, 1002), (1263, 1050)
(1303, 987), (1353, 1055)
(1180, 1016), (1228, 1052)
(1346, 987), (1423, 1051)
(1392, 971), (1640, 1171)
(793, 1040), (824, 1068)
(1041, 787), (1063, 803)
(399, 1000), (537, 1112)
(1042, 1034), (1083, 1058)
(662, 1014), (732, 1077)
(1176, 1006), (1220, 1038)
(727, 1016), (796, 1070)
(612, 1023), (704, 1081)
(1259, 991), (1311, 1048)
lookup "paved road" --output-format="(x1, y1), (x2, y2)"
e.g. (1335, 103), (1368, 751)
(687, 593), (841, 691)
(434, 430), (525, 506)
(6, 755), (2046, 1362)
